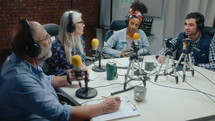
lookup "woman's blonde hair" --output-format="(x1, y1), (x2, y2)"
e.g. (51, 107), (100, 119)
(58, 10), (84, 64)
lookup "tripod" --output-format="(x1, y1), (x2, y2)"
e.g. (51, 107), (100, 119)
(123, 53), (148, 89)
(123, 42), (149, 89)
(175, 44), (195, 82)
(110, 41), (149, 96)
(154, 48), (179, 84)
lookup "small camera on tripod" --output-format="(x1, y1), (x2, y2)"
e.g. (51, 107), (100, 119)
(164, 38), (175, 52)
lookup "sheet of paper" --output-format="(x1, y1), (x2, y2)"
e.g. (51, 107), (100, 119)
(90, 96), (140, 121)
(89, 73), (99, 81)
(110, 58), (130, 68)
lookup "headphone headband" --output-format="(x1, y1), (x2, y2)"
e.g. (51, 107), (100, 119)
(67, 11), (76, 33)
(19, 19), (41, 57)
(194, 12), (205, 30)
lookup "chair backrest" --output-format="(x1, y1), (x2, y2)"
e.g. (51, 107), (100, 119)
(110, 20), (127, 30)
(104, 20), (127, 42)
(202, 26), (215, 38)
(43, 23), (59, 42)
(43, 23), (59, 36)
(0, 48), (12, 66)
(42, 23), (60, 75)
(104, 17), (154, 42)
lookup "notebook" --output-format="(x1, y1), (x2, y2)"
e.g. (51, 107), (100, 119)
(90, 96), (140, 121)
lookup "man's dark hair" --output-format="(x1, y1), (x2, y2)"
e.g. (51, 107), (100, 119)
(185, 12), (205, 30)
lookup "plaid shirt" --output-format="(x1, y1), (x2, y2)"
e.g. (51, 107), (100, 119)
(46, 36), (86, 75)
(158, 33), (215, 71)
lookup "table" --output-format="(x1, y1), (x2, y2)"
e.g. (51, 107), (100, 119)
(60, 55), (215, 121)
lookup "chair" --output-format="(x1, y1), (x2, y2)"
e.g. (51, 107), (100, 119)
(202, 26), (215, 38)
(0, 48), (12, 66)
(43, 24), (81, 106)
(104, 20), (127, 42)
(43, 23), (59, 37)
(42, 24), (61, 75)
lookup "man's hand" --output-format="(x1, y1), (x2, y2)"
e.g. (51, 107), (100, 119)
(121, 51), (132, 57)
(157, 55), (165, 64)
(100, 96), (121, 114)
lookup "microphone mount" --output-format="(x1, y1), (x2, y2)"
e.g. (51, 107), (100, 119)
(91, 49), (106, 72)
(76, 71), (97, 99)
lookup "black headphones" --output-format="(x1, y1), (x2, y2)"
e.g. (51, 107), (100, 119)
(67, 11), (76, 33)
(194, 12), (205, 30)
(19, 19), (41, 57)
(125, 14), (144, 29)
(125, 14), (132, 25)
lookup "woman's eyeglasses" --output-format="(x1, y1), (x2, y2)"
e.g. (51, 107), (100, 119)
(76, 20), (85, 25)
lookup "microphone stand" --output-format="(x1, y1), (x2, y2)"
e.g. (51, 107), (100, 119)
(154, 48), (179, 84)
(175, 41), (195, 82)
(76, 71), (97, 99)
(92, 50), (106, 72)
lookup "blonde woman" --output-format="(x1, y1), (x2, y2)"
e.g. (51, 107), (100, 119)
(46, 10), (87, 75)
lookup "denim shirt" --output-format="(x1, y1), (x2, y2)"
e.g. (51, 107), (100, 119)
(103, 28), (150, 57)
(0, 53), (72, 121)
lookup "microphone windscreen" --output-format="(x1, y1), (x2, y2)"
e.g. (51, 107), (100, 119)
(72, 55), (82, 66)
(182, 38), (189, 50)
(133, 33), (140, 40)
(92, 38), (99, 47)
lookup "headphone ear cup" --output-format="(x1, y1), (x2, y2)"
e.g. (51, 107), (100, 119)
(125, 15), (132, 25)
(195, 12), (205, 30)
(67, 12), (76, 33)
(25, 42), (41, 57)
(67, 20), (76, 33)
(19, 19), (41, 57)
(198, 23), (204, 30)
(125, 16), (129, 25)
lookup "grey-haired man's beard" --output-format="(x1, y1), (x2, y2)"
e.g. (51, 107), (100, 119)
(37, 46), (52, 62)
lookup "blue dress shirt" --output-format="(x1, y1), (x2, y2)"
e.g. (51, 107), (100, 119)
(0, 53), (72, 121)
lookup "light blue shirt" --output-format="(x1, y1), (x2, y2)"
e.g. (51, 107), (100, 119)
(102, 28), (150, 57)
(0, 53), (72, 121)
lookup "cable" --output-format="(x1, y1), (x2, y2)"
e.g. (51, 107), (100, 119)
(176, 71), (215, 103)
(185, 81), (215, 103)
(92, 83), (124, 89)
(187, 63), (215, 85)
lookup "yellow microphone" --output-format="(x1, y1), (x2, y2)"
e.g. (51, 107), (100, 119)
(92, 38), (99, 50)
(132, 33), (140, 50)
(133, 33), (140, 40)
(91, 38), (99, 57)
(72, 55), (83, 80)
(182, 38), (189, 50)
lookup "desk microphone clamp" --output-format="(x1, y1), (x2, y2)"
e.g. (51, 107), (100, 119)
(76, 71), (97, 99)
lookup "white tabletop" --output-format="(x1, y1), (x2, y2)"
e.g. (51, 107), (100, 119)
(60, 55), (215, 121)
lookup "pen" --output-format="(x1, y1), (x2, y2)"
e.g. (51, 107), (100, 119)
(113, 60), (122, 65)
(127, 100), (136, 111)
